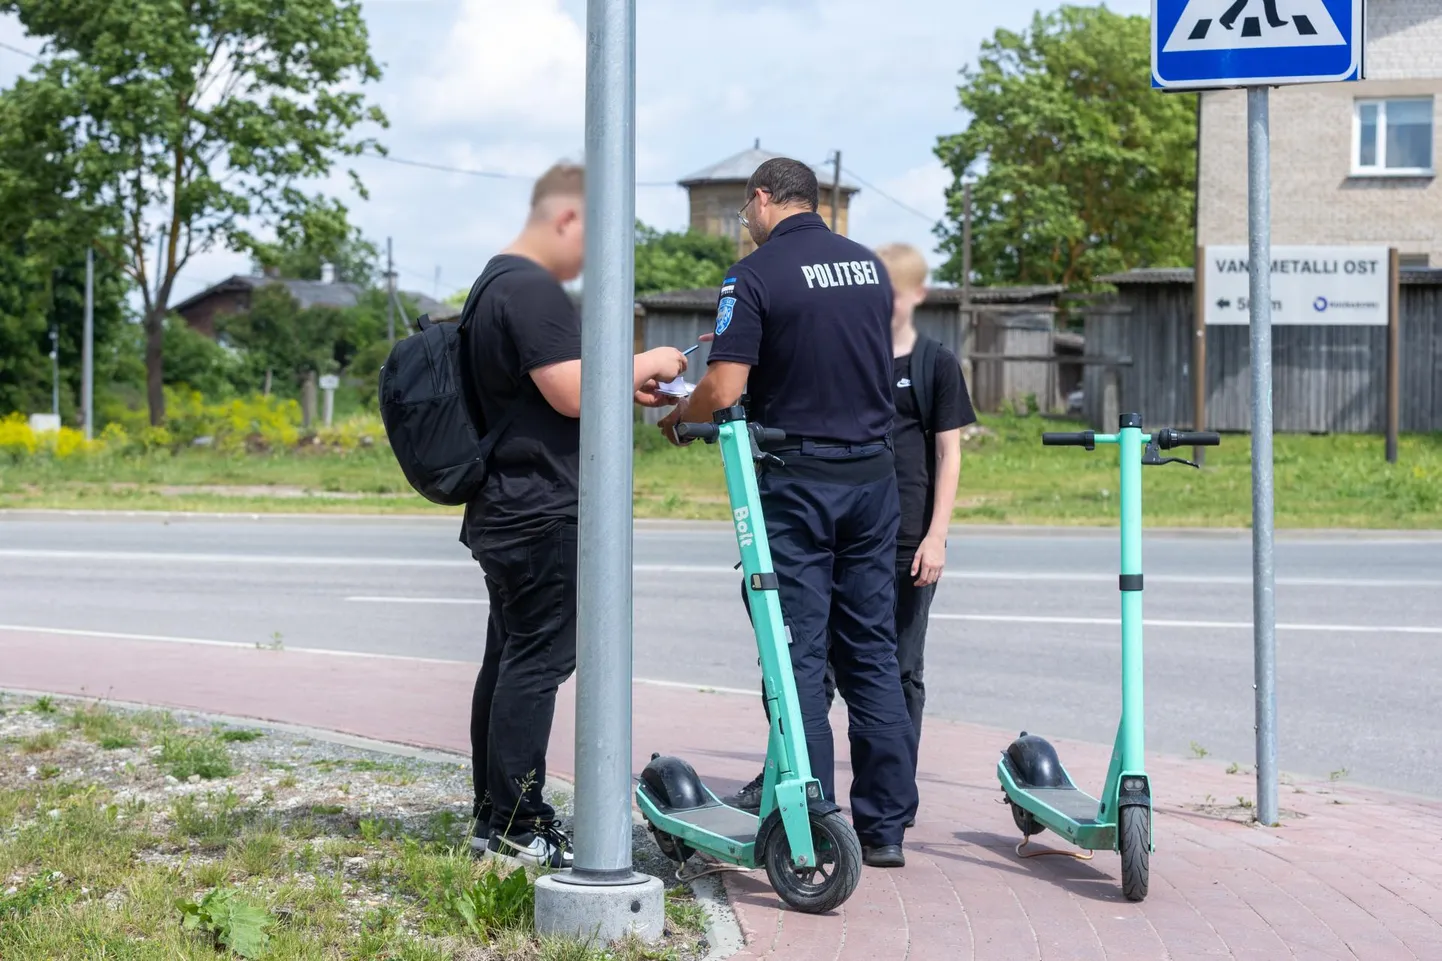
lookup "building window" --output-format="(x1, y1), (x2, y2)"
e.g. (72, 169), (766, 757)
(1353, 98), (1434, 176)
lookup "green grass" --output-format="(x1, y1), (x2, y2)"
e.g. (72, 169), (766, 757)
(159, 732), (236, 781)
(66, 704), (139, 749)
(5, 412), (1440, 527)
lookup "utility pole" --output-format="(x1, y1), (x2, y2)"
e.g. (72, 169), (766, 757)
(386, 237), (396, 343)
(960, 181), (974, 391)
(83, 248), (94, 440)
(434, 266), (441, 300)
(830, 150), (842, 233)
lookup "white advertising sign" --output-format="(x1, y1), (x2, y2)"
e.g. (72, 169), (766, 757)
(1203, 245), (1390, 326)
(318, 374), (340, 390)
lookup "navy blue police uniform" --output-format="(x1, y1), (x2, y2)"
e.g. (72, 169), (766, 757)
(705, 211), (919, 848)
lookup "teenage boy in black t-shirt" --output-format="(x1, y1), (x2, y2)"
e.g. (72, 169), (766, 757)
(728, 242), (975, 825)
(461, 163), (689, 868)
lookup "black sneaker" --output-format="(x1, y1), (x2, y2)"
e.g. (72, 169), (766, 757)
(726, 771), (766, 812)
(486, 823), (574, 869)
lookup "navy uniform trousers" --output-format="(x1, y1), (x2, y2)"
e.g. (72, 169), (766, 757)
(750, 441), (919, 848)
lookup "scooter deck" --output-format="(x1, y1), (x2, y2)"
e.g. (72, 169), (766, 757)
(637, 781), (761, 864)
(652, 797), (759, 844)
(1026, 786), (1102, 824)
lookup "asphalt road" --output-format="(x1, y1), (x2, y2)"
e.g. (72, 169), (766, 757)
(3, 513), (1441, 796)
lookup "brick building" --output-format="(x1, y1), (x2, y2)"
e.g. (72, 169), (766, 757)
(678, 143), (858, 258)
(1197, 0), (1441, 266)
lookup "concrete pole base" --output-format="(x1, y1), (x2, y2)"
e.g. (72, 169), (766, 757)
(534, 872), (665, 945)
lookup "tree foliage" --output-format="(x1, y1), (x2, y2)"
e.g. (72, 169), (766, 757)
(218, 284), (387, 393)
(634, 222), (736, 295)
(251, 199), (380, 287)
(933, 5), (1197, 290)
(0, 0), (388, 424)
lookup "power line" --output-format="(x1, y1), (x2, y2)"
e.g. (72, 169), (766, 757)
(359, 151), (677, 187)
(0, 41), (42, 61)
(842, 166), (940, 226)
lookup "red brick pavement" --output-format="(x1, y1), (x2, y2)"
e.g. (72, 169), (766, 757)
(4, 627), (1441, 960)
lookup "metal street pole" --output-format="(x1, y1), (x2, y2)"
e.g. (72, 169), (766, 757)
(534, 0), (662, 943)
(49, 328), (59, 419)
(1247, 86), (1278, 828)
(960, 181), (974, 389)
(83, 248), (94, 440)
(386, 238), (396, 343)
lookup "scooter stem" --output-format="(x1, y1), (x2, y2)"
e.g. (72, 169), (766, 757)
(1118, 415), (1146, 772)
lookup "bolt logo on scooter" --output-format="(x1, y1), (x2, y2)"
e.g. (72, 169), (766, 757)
(636, 403), (862, 914)
(999, 414), (1220, 902)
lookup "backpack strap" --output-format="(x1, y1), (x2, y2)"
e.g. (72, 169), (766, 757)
(450, 266), (525, 457)
(910, 334), (941, 437)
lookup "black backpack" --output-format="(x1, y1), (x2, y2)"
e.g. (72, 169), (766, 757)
(909, 334), (941, 437)
(378, 272), (521, 506)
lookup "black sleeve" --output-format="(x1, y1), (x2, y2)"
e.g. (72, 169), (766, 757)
(933, 346), (977, 431)
(703, 264), (766, 367)
(504, 279), (582, 373)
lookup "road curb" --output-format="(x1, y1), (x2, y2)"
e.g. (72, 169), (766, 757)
(0, 685), (749, 959)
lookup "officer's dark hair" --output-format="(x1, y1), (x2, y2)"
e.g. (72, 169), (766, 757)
(745, 159), (819, 212)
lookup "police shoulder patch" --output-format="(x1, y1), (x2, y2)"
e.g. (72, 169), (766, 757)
(715, 296), (737, 335)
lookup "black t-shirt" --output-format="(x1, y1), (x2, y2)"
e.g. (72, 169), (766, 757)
(704, 213), (895, 445)
(893, 343), (976, 548)
(459, 255), (582, 549)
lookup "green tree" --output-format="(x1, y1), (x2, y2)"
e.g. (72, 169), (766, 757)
(634, 222), (736, 295)
(251, 199), (381, 287)
(0, 237), (131, 420)
(0, 0), (388, 426)
(933, 5), (1197, 290)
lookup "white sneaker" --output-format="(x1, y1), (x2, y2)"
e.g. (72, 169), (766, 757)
(485, 824), (574, 869)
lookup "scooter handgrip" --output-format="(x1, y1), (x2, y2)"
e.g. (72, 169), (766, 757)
(758, 428), (787, 444)
(675, 422), (719, 442)
(1157, 428), (1221, 449)
(1042, 431), (1095, 449)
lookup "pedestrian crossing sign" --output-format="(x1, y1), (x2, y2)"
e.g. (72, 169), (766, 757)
(1152, 0), (1364, 89)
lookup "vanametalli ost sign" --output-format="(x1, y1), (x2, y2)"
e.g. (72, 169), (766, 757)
(1202, 245), (1390, 326)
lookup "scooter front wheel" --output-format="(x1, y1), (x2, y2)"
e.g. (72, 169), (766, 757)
(762, 810), (861, 914)
(1118, 805), (1150, 902)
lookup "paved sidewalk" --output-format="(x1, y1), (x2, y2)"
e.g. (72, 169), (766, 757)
(4, 627), (1441, 960)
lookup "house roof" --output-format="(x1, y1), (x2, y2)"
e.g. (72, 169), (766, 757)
(172, 275), (462, 320)
(635, 283), (1062, 311)
(678, 145), (859, 192)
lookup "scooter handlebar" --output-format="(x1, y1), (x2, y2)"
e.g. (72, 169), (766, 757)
(1042, 431), (1095, 449)
(675, 423), (719, 442)
(1157, 428), (1221, 450)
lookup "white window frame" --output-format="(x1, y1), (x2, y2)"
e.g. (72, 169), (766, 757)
(1352, 97), (1436, 178)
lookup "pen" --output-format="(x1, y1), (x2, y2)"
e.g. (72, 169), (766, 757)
(682, 343), (702, 356)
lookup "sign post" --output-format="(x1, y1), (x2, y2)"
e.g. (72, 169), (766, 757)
(318, 374), (340, 428)
(1153, 0), (1365, 830)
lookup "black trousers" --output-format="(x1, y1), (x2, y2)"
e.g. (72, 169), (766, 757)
(752, 446), (918, 847)
(824, 545), (935, 750)
(470, 520), (578, 835)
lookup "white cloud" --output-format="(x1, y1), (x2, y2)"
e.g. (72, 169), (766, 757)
(414, 0), (585, 132)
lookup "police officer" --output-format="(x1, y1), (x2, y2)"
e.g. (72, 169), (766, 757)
(655, 157), (918, 868)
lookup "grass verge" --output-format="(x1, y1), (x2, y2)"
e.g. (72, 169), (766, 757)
(4, 412), (1439, 527)
(0, 695), (708, 961)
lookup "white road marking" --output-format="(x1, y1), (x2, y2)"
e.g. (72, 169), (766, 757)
(1, 549), (1438, 589)
(346, 596), (486, 605)
(930, 613), (1442, 635)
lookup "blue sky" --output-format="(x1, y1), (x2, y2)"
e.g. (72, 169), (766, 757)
(0, 0), (1149, 305)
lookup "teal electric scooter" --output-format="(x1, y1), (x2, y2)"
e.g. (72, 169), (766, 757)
(998, 413), (1219, 902)
(636, 403), (862, 914)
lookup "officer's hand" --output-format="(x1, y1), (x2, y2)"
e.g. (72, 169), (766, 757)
(645, 346), (688, 383)
(912, 535), (946, 587)
(657, 403), (693, 447)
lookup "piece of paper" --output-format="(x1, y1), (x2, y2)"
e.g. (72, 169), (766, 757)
(656, 376), (694, 398)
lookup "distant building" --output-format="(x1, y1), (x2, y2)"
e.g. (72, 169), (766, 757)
(679, 142), (859, 258)
(172, 269), (459, 338)
(1197, 0), (1441, 266)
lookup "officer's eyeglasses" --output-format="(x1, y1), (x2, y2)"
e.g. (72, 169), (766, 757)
(736, 189), (769, 230)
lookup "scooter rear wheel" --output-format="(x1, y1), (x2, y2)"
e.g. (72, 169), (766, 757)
(1118, 805), (1150, 902)
(762, 810), (861, 914)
